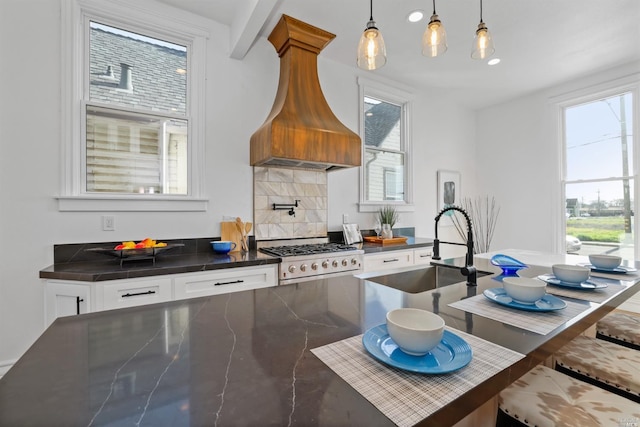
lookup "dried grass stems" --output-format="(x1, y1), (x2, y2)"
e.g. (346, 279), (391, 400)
(450, 196), (500, 254)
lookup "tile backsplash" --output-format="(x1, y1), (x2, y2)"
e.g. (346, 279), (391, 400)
(254, 166), (327, 240)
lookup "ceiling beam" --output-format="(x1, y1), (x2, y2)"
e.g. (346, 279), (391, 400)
(229, 0), (279, 59)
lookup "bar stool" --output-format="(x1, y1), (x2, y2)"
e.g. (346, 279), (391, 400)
(497, 365), (640, 427)
(596, 310), (640, 350)
(554, 334), (640, 402)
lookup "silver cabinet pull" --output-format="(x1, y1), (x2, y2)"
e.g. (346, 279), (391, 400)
(383, 258), (399, 263)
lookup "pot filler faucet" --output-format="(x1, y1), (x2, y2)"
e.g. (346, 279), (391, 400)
(432, 206), (477, 286)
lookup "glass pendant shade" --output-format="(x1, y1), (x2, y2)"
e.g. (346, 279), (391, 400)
(471, 22), (495, 59)
(357, 21), (387, 70)
(422, 14), (447, 57)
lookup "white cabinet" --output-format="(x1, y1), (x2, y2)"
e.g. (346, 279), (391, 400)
(362, 247), (433, 273)
(98, 277), (173, 311)
(363, 250), (414, 272)
(413, 247), (433, 265)
(45, 281), (91, 327)
(173, 265), (277, 300)
(44, 264), (277, 325)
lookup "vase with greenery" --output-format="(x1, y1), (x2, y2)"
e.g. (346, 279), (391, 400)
(378, 205), (399, 238)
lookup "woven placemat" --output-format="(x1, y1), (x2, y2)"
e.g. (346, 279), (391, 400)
(311, 328), (524, 427)
(449, 294), (589, 335)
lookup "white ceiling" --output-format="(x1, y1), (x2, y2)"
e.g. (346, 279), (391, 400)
(157, 0), (640, 109)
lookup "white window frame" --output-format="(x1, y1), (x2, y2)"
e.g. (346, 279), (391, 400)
(551, 73), (640, 255)
(357, 77), (414, 212)
(58, 0), (209, 211)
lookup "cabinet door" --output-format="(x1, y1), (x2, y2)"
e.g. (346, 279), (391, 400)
(173, 265), (277, 300)
(99, 277), (172, 311)
(363, 250), (414, 273)
(45, 281), (91, 327)
(413, 248), (433, 265)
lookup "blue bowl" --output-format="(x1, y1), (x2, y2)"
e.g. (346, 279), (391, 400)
(211, 241), (236, 254)
(490, 254), (528, 276)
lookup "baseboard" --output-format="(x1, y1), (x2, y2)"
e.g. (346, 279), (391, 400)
(0, 359), (17, 378)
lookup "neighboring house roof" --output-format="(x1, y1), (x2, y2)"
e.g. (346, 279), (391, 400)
(89, 27), (187, 115)
(364, 101), (400, 148)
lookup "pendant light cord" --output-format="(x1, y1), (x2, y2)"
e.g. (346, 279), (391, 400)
(369, 0), (373, 21)
(480, 0), (484, 23)
(432, 0), (436, 15)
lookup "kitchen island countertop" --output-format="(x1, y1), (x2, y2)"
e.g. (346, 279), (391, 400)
(11, 251), (640, 426)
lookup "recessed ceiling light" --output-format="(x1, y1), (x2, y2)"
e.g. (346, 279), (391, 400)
(407, 10), (424, 23)
(488, 58), (501, 65)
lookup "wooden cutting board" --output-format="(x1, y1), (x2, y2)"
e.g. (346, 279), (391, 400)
(220, 222), (243, 252)
(363, 236), (408, 245)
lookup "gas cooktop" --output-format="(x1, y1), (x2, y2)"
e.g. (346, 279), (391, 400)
(259, 243), (358, 258)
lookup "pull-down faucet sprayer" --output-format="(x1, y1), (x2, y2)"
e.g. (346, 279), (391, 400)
(432, 206), (477, 286)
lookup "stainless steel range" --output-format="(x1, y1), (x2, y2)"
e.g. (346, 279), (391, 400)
(258, 239), (363, 284)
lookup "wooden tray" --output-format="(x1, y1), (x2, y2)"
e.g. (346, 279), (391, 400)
(363, 236), (408, 245)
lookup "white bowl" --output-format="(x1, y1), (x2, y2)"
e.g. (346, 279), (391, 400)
(386, 308), (445, 356)
(589, 254), (622, 270)
(552, 264), (590, 283)
(502, 277), (547, 304)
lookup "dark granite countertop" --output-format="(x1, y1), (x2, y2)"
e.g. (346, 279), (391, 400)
(39, 236), (433, 282)
(39, 237), (280, 282)
(9, 255), (640, 426)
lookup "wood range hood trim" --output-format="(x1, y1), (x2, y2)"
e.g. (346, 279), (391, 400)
(250, 15), (362, 171)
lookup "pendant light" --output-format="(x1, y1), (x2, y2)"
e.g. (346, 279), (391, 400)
(357, 0), (387, 70)
(471, 0), (495, 59)
(422, 0), (447, 57)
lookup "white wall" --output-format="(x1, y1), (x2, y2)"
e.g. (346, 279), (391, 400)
(476, 61), (640, 254)
(0, 1), (477, 368)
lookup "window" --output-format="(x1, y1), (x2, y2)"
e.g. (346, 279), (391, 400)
(560, 81), (639, 258)
(59, 1), (208, 211)
(358, 78), (413, 211)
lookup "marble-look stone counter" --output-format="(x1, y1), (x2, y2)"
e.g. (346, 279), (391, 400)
(8, 252), (640, 426)
(39, 237), (280, 282)
(39, 236), (433, 283)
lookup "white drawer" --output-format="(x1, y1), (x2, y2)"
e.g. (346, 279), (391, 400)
(413, 248), (433, 265)
(364, 250), (414, 272)
(173, 265), (277, 299)
(100, 277), (172, 311)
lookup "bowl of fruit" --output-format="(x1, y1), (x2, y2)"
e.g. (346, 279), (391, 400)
(85, 238), (184, 265)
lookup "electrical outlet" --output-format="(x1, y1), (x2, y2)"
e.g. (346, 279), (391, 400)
(102, 215), (115, 231)
(342, 214), (349, 224)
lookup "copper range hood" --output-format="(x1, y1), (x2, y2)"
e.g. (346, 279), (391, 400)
(250, 15), (361, 171)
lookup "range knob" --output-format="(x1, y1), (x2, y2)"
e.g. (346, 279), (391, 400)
(288, 265), (296, 273)
(351, 258), (359, 265)
(342, 259), (348, 266)
(300, 264), (307, 272)
(322, 261), (329, 269)
(311, 262), (319, 270)
(332, 260), (339, 268)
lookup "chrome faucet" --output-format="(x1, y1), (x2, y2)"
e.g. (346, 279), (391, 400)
(432, 206), (477, 286)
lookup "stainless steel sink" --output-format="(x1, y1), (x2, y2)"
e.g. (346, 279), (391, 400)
(365, 265), (492, 294)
